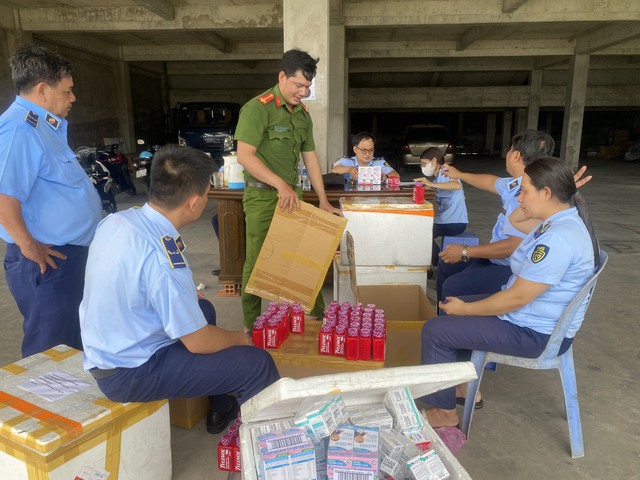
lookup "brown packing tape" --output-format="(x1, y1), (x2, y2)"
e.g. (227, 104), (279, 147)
(1, 363), (28, 375)
(41, 347), (80, 362)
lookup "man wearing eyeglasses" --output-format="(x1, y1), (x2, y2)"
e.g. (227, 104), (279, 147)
(331, 131), (400, 182)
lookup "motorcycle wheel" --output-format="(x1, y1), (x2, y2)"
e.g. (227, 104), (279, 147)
(104, 192), (117, 213)
(122, 168), (137, 195)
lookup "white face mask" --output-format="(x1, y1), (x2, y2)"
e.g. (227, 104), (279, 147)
(421, 162), (436, 177)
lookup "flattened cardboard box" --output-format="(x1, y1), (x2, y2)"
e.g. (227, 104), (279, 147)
(246, 201), (347, 313)
(0, 345), (171, 480)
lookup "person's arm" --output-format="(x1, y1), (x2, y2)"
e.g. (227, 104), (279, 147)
(385, 168), (400, 179)
(237, 141), (300, 212)
(439, 276), (549, 316)
(439, 236), (522, 263)
(440, 164), (499, 193)
(180, 324), (252, 354)
(413, 177), (461, 190)
(302, 151), (343, 216)
(331, 164), (358, 179)
(0, 193), (66, 273)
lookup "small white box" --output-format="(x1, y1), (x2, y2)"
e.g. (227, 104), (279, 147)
(340, 197), (434, 266)
(0, 345), (171, 480)
(240, 363), (476, 480)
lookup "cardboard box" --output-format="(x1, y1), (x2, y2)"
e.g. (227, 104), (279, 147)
(239, 364), (477, 480)
(246, 201), (347, 313)
(0, 345), (171, 480)
(169, 396), (209, 429)
(340, 196), (434, 266)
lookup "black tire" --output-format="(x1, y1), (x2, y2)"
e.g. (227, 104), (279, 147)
(104, 192), (117, 213)
(122, 169), (137, 195)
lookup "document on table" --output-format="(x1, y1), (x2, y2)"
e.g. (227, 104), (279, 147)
(18, 370), (92, 402)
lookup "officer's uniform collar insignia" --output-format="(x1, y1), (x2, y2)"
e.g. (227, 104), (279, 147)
(25, 111), (39, 128)
(44, 113), (60, 130)
(161, 235), (187, 268)
(300, 102), (309, 113)
(508, 178), (520, 190)
(534, 220), (552, 239)
(258, 93), (275, 105)
(175, 235), (186, 253)
(275, 96), (282, 108)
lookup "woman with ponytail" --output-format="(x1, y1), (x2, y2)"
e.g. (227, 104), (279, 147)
(420, 157), (599, 428)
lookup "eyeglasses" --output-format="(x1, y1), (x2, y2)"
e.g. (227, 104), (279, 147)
(355, 146), (375, 155)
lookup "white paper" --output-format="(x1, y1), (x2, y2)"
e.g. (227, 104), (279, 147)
(18, 370), (92, 403)
(74, 466), (111, 479)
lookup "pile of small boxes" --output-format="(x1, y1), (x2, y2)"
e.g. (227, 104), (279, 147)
(217, 416), (242, 473)
(252, 302), (305, 349)
(318, 301), (386, 361)
(247, 387), (451, 480)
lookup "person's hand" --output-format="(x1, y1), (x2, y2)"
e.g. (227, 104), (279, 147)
(349, 167), (359, 179)
(319, 200), (344, 217)
(438, 296), (467, 315)
(439, 244), (463, 264)
(381, 173), (388, 181)
(277, 185), (300, 213)
(413, 177), (434, 188)
(236, 331), (254, 347)
(197, 290), (206, 300)
(440, 164), (461, 179)
(20, 240), (66, 274)
(574, 165), (592, 189)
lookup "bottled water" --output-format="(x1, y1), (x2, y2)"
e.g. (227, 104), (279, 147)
(297, 163), (304, 188)
(302, 167), (311, 191)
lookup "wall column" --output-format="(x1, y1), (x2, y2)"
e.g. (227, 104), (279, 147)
(115, 48), (135, 152)
(527, 69), (543, 130)
(502, 110), (513, 155)
(560, 53), (590, 169)
(485, 113), (496, 154)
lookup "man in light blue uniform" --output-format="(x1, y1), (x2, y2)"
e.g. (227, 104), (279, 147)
(435, 130), (554, 303)
(331, 131), (400, 182)
(80, 145), (279, 434)
(0, 46), (102, 357)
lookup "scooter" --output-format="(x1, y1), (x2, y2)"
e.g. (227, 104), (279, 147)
(131, 139), (157, 192)
(98, 143), (137, 195)
(75, 146), (118, 213)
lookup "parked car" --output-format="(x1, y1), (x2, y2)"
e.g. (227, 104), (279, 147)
(624, 143), (640, 162)
(175, 102), (240, 162)
(395, 124), (455, 168)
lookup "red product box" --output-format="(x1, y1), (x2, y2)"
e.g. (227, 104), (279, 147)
(252, 324), (265, 349)
(319, 325), (334, 355)
(346, 328), (360, 360)
(333, 327), (347, 356)
(233, 434), (242, 472)
(372, 329), (386, 361)
(217, 436), (234, 471)
(265, 321), (280, 349)
(359, 328), (372, 361)
(291, 309), (305, 334)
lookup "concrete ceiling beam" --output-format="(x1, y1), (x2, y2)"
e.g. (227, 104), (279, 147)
(121, 43), (282, 62)
(187, 31), (231, 54)
(457, 26), (491, 51)
(576, 22), (640, 54)
(132, 0), (174, 21)
(502, 0), (529, 14)
(35, 32), (120, 60)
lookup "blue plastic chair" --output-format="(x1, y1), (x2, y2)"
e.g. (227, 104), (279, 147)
(461, 250), (608, 458)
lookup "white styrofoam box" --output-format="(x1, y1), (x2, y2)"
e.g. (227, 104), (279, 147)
(340, 196), (434, 266)
(239, 363), (477, 480)
(0, 345), (171, 480)
(334, 255), (429, 303)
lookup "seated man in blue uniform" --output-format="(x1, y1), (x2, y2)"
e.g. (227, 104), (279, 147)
(80, 145), (280, 434)
(331, 131), (400, 182)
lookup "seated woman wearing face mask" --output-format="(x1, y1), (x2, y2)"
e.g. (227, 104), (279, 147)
(414, 147), (468, 267)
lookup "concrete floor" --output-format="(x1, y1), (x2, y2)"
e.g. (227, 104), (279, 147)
(0, 155), (638, 479)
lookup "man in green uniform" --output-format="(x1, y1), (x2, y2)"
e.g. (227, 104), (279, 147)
(235, 49), (342, 331)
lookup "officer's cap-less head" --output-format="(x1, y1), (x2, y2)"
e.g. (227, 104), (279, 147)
(9, 45), (73, 95)
(280, 49), (318, 82)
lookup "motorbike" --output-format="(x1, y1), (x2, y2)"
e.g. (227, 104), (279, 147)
(131, 139), (157, 192)
(75, 146), (118, 213)
(97, 143), (137, 195)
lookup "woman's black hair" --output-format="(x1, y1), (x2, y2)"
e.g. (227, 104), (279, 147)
(524, 157), (600, 268)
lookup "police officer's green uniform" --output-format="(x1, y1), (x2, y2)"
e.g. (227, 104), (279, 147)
(234, 84), (325, 330)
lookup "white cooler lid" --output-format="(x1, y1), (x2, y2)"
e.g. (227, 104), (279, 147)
(340, 196), (434, 213)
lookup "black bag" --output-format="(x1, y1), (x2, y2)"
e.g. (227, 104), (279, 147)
(322, 173), (345, 186)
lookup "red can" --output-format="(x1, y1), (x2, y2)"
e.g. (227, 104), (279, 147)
(413, 182), (425, 204)
(387, 176), (400, 188)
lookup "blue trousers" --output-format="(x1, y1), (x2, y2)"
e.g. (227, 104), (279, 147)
(437, 257), (512, 305)
(420, 294), (572, 409)
(95, 300), (280, 406)
(432, 223), (467, 266)
(4, 243), (88, 357)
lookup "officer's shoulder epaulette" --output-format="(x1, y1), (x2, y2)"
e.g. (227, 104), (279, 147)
(300, 102), (310, 113)
(25, 111), (39, 128)
(258, 93), (275, 105)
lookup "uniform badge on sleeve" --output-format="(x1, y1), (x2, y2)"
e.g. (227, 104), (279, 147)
(44, 113), (60, 130)
(531, 244), (550, 263)
(161, 235), (187, 268)
(25, 111), (39, 128)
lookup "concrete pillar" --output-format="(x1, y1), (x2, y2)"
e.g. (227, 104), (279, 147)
(560, 53), (589, 169)
(457, 112), (464, 144)
(527, 69), (543, 130)
(115, 48), (135, 153)
(485, 113), (496, 154)
(284, 0), (339, 172)
(502, 110), (513, 156)
(327, 23), (347, 165)
(515, 108), (527, 133)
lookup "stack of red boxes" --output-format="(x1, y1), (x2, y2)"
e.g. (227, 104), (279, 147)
(217, 416), (242, 473)
(318, 301), (386, 361)
(252, 302), (305, 349)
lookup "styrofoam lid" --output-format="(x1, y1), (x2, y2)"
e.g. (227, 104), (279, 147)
(241, 363), (476, 424)
(340, 196), (434, 211)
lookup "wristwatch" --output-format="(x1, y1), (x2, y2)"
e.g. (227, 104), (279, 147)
(461, 245), (470, 263)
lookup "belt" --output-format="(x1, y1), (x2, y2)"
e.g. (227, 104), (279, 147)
(89, 367), (122, 380)
(246, 181), (276, 190)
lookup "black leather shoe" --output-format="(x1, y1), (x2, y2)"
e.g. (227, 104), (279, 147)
(206, 398), (239, 434)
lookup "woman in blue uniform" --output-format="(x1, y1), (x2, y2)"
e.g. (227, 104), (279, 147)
(331, 131), (399, 182)
(414, 147), (468, 266)
(420, 157), (600, 428)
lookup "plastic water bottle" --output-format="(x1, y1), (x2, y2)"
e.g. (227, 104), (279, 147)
(302, 167), (311, 191)
(297, 163), (304, 188)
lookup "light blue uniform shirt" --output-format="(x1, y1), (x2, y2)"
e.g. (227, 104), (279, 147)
(489, 176), (527, 266)
(0, 96), (102, 246)
(433, 171), (468, 225)
(80, 204), (207, 370)
(499, 207), (594, 338)
(333, 156), (395, 180)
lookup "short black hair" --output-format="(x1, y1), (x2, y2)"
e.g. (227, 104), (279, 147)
(420, 147), (444, 165)
(511, 129), (555, 165)
(9, 45), (73, 94)
(351, 131), (376, 147)
(280, 49), (318, 82)
(149, 145), (216, 209)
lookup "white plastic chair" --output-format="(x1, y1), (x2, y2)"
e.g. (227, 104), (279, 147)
(461, 250), (608, 458)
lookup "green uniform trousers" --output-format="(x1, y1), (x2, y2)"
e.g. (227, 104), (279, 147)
(241, 187), (325, 330)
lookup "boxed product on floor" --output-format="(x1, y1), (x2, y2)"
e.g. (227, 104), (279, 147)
(339, 196), (434, 266)
(239, 363), (476, 480)
(0, 345), (171, 480)
(246, 200), (347, 313)
(169, 396), (209, 428)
